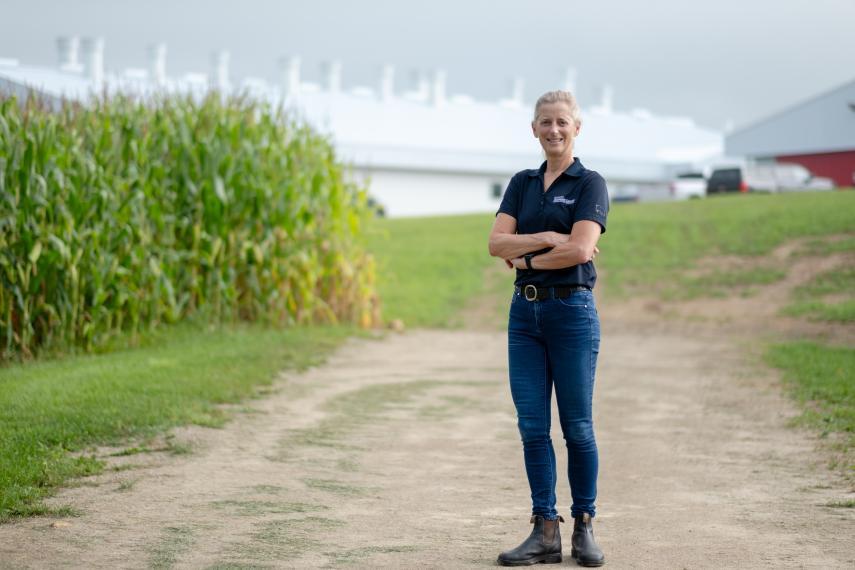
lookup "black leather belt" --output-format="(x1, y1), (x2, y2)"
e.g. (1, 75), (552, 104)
(515, 284), (591, 301)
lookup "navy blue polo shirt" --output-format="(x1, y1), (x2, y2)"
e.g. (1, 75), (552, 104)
(496, 157), (609, 289)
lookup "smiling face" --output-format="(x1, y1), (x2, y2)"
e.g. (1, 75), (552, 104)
(531, 101), (580, 159)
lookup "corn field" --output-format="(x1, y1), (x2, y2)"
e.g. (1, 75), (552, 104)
(0, 93), (378, 359)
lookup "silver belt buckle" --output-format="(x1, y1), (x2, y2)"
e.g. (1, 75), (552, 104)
(523, 284), (538, 301)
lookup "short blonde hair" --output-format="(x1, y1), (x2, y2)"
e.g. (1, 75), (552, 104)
(533, 90), (582, 128)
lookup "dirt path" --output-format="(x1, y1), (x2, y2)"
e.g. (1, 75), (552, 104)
(2, 240), (854, 568)
(2, 321), (853, 568)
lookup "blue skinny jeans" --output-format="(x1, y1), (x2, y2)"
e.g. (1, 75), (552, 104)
(507, 287), (600, 519)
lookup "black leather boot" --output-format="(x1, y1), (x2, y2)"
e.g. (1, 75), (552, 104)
(497, 515), (564, 566)
(571, 513), (605, 567)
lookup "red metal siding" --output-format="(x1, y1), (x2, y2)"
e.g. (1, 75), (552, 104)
(775, 150), (855, 188)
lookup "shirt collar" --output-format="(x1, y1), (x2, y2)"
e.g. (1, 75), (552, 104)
(528, 157), (585, 178)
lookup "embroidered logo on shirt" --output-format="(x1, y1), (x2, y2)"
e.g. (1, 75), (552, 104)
(553, 196), (575, 205)
(595, 203), (605, 216)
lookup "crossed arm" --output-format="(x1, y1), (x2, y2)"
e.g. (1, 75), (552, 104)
(488, 213), (601, 270)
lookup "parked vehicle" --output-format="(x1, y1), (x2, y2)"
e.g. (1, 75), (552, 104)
(706, 163), (835, 194)
(669, 172), (706, 200)
(608, 183), (640, 203)
(802, 176), (836, 191)
(366, 195), (386, 217)
(707, 167), (747, 193)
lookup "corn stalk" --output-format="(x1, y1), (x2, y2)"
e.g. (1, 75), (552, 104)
(0, 93), (378, 359)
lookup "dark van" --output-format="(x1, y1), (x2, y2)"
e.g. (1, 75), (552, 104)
(706, 167), (747, 194)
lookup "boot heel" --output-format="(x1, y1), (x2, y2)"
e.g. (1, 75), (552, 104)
(542, 553), (562, 564)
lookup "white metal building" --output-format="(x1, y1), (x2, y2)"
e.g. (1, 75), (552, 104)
(0, 37), (724, 216)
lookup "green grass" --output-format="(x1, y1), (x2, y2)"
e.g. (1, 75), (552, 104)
(766, 342), (855, 464)
(277, 380), (444, 457)
(211, 499), (328, 516)
(672, 267), (788, 300)
(783, 266), (855, 323)
(784, 300), (855, 323)
(367, 214), (506, 327)
(790, 266), (855, 297)
(302, 478), (365, 496)
(825, 499), (855, 508)
(0, 322), (353, 522)
(147, 525), (194, 570)
(793, 236), (855, 256)
(116, 478), (139, 492)
(600, 192), (855, 297)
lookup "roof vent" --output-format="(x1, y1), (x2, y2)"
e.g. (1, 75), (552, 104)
(500, 77), (525, 108)
(80, 37), (105, 88)
(600, 84), (613, 113)
(210, 50), (230, 92)
(431, 69), (447, 107)
(380, 64), (395, 101)
(148, 44), (167, 87)
(278, 56), (300, 99)
(321, 60), (342, 94)
(563, 67), (577, 94)
(57, 36), (83, 73)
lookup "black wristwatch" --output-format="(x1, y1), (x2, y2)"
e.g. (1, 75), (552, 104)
(524, 254), (534, 270)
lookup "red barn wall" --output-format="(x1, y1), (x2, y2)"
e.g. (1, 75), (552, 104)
(776, 150), (855, 188)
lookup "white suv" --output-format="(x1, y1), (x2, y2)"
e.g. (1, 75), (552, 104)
(669, 172), (706, 200)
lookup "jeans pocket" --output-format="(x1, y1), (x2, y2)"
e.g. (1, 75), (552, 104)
(556, 296), (588, 309)
(557, 289), (595, 309)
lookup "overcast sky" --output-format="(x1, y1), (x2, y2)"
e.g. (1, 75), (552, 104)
(1, 0), (853, 130)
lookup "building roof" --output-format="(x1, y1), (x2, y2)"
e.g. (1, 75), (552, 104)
(288, 91), (721, 181)
(0, 48), (723, 183)
(726, 78), (855, 157)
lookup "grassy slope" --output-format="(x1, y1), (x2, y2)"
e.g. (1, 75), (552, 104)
(366, 214), (501, 327)
(366, 191), (855, 322)
(783, 266), (855, 323)
(599, 191), (855, 297)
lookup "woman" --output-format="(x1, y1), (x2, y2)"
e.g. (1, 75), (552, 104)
(488, 90), (608, 567)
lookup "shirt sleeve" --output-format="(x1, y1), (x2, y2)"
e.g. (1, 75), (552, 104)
(495, 173), (522, 218)
(573, 173), (609, 234)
